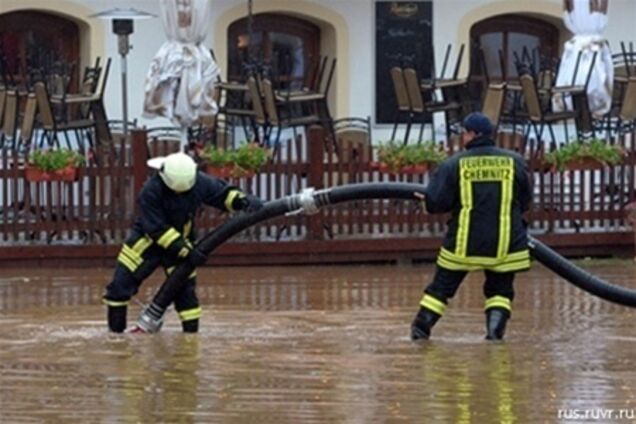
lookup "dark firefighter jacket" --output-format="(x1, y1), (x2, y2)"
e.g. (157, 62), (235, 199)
(424, 136), (532, 272)
(118, 173), (242, 268)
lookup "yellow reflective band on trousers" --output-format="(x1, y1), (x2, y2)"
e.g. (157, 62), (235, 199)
(132, 235), (153, 255)
(117, 247), (140, 272)
(225, 189), (244, 211)
(165, 266), (197, 279)
(117, 237), (153, 273)
(102, 299), (129, 307)
(485, 295), (512, 312)
(157, 227), (181, 249)
(179, 307), (202, 322)
(437, 247), (530, 272)
(419, 293), (447, 315)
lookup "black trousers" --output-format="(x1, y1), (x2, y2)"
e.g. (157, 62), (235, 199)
(424, 265), (515, 304)
(104, 243), (199, 317)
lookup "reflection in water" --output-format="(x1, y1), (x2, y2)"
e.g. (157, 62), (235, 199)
(0, 262), (635, 422)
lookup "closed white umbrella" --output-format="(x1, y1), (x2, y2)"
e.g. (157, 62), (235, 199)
(553, 0), (613, 118)
(143, 0), (220, 149)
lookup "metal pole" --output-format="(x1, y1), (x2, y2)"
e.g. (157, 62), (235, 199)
(117, 32), (131, 137)
(121, 53), (128, 136)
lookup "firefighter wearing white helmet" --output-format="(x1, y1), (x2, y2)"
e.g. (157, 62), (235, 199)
(154, 152), (198, 192)
(103, 152), (264, 333)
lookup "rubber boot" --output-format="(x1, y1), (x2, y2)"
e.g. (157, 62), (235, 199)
(411, 307), (441, 341)
(107, 305), (127, 333)
(182, 318), (199, 333)
(485, 308), (509, 340)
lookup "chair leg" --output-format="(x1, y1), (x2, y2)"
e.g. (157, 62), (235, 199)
(319, 99), (337, 154)
(391, 110), (401, 141)
(417, 112), (426, 144)
(62, 131), (73, 150)
(547, 123), (557, 145)
(403, 113), (413, 145)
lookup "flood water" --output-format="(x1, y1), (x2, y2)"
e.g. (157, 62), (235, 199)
(0, 262), (635, 423)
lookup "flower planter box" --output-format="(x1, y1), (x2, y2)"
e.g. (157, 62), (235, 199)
(372, 162), (429, 174)
(400, 164), (429, 174)
(561, 157), (607, 171)
(204, 164), (255, 179)
(541, 157), (613, 172)
(24, 165), (78, 182)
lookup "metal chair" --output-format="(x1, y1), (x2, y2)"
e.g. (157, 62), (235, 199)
(34, 81), (97, 154)
(261, 77), (322, 147)
(390, 66), (412, 143)
(404, 67), (462, 143)
(481, 82), (507, 133)
(519, 73), (578, 144)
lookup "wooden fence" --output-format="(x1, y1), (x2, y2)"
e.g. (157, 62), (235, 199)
(1, 127), (635, 265)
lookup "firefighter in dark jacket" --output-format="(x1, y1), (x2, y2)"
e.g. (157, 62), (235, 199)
(103, 152), (263, 333)
(411, 112), (532, 341)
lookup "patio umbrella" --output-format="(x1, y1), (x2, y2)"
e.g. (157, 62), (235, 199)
(143, 0), (220, 149)
(553, 0), (613, 117)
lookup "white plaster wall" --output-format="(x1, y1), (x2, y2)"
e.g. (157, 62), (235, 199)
(9, 0), (636, 138)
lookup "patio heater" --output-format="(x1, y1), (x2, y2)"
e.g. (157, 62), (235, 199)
(90, 8), (156, 137)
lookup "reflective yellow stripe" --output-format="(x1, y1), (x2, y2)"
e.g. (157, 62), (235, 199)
(165, 267), (197, 279)
(437, 248), (530, 272)
(439, 247), (529, 265)
(437, 256), (530, 272)
(157, 228), (181, 248)
(489, 259), (531, 272)
(117, 252), (138, 272)
(121, 245), (142, 266)
(178, 307), (202, 321)
(102, 299), (129, 307)
(456, 158), (473, 257)
(485, 295), (512, 312)
(224, 189), (244, 211)
(132, 235), (153, 254)
(497, 158), (514, 260)
(183, 220), (193, 238)
(419, 293), (447, 315)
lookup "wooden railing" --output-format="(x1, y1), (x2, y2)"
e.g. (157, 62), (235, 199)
(1, 127), (635, 264)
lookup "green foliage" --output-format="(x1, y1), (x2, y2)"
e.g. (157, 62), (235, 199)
(200, 145), (232, 167)
(376, 141), (447, 172)
(28, 149), (85, 171)
(543, 139), (625, 171)
(232, 142), (271, 171)
(200, 142), (271, 174)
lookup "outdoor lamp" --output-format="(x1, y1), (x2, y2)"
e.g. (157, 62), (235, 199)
(89, 8), (156, 136)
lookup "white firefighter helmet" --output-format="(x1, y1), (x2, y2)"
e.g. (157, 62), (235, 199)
(147, 152), (197, 192)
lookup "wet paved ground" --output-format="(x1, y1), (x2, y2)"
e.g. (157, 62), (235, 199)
(0, 262), (635, 423)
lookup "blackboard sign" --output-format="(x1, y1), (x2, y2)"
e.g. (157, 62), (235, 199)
(375, 1), (433, 124)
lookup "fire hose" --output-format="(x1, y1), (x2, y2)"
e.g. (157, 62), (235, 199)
(134, 183), (636, 332)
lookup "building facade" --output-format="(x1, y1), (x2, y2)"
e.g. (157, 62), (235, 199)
(1, 0), (634, 140)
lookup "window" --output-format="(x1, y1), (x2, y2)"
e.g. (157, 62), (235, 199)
(0, 11), (80, 90)
(470, 14), (559, 81)
(227, 13), (320, 90)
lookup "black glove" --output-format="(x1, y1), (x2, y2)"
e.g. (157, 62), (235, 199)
(233, 193), (264, 212)
(187, 247), (208, 266)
